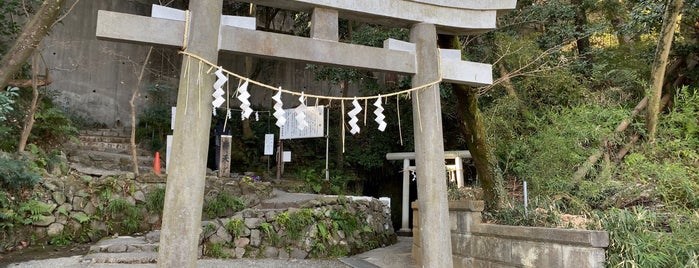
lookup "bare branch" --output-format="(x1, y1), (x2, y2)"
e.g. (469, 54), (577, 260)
(51, 0), (80, 28)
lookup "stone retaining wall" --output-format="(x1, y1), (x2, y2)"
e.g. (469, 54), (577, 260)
(412, 201), (609, 268)
(2, 174), (395, 260)
(0, 173), (271, 251)
(197, 196), (395, 259)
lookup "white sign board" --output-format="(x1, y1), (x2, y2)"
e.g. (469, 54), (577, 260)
(280, 106), (325, 139)
(171, 107), (176, 130)
(166, 135), (173, 173)
(264, 134), (274, 155)
(283, 151), (291, 162)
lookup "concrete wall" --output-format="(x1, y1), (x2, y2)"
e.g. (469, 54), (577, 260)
(41, 0), (154, 127)
(412, 201), (609, 268)
(41, 0), (355, 127)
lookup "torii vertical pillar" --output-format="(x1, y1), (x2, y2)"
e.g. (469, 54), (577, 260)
(411, 23), (453, 267)
(158, 1), (222, 267)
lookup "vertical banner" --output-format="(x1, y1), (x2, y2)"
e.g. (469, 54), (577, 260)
(219, 135), (232, 177)
(166, 135), (173, 173)
(264, 134), (274, 155)
(171, 107), (176, 130)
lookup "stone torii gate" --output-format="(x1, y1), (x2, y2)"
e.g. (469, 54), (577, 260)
(96, 1), (515, 267)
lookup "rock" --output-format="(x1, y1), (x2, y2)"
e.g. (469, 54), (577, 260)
(247, 247), (260, 258)
(244, 217), (262, 229)
(70, 211), (88, 224)
(290, 248), (308, 259)
(220, 247), (236, 258)
(82, 202), (97, 215)
(234, 247), (246, 258)
(106, 244), (128, 253)
(278, 248), (290, 260)
(263, 246), (279, 258)
(250, 230), (261, 246)
(234, 237), (250, 248)
(42, 179), (63, 192)
(90, 221), (108, 233)
(133, 190), (146, 203)
(145, 230), (160, 243)
(33, 215), (56, 227)
(147, 214), (160, 225)
(72, 196), (84, 208)
(56, 214), (68, 225)
(264, 210), (277, 220)
(47, 222), (65, 236)
(209, 227), (232, 245)
(52, 192), (67, 205)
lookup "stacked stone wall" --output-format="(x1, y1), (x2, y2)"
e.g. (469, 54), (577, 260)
(1, 174), (395, 260)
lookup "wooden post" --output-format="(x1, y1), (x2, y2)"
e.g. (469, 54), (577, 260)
(219, 135), (232, 177)
(158, 1), (223, 267)
(410, 23), (453, 267)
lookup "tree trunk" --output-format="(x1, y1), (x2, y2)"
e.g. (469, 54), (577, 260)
(0, 0), (65, 90)
(439, 35), (505, 211)
(130, 47), (153, 176)
(571, 0), (592, 65)
(17, 52), (41, 153)
(497, 63), (519, 99)
(646, 0), (684, 143)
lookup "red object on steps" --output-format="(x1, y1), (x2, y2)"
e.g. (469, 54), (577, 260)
(154, 151), (161, 175)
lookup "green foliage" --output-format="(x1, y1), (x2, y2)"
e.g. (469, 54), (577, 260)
(329, 244), (349, 257)
(31, 106), (79, 149)
(204, 243), (232, 258)
(259, 222), (280, 245)
(203, 223), (216, 237)
(225, 218), (245, 239)
(105, 198), (142, 234)
(497, 104), (627, 196)
(275, 209), (315, 241)
(49, 232), (73, 246)
(72, 213), (90, 224)
(145, 187), (165, 214)
(136, 83), (175, 153)
(0, 87), (77, 151)
(203, 192), (245, 219)
(485, 197), (562, 228)
(297, 168), (325, 194)
(17, 200), (51, 225)
(329, 208), (360, 236)
(0, 156), (41, 191)
(0, 192), (16, 230)
(600, 207), (699, 267)
(0, 87), (19, 122)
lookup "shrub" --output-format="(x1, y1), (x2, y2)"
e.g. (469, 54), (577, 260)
(0, 156), (41, 191)
(203, 192), (245, 219)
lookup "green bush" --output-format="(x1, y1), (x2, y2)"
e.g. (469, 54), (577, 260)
(0, 156), (41, 191)
(136, 83), (175, 153)
(599, 207), (699, 267)
(203, 192), (245, 219)
(145, 187), (166, 214)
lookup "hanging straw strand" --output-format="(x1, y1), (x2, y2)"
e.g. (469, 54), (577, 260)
(178, 50), (442, 102)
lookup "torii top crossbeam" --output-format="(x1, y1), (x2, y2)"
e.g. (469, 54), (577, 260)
(237, 0), (516, 34)
(96, 0), (516, 87)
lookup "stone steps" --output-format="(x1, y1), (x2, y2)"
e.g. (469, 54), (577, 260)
(68, 127), (161, 173)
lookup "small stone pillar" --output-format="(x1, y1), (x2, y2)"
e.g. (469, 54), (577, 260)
(400, 158), (411, 232)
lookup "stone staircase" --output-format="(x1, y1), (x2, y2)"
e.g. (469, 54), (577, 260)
(66, 128), (160, 175)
